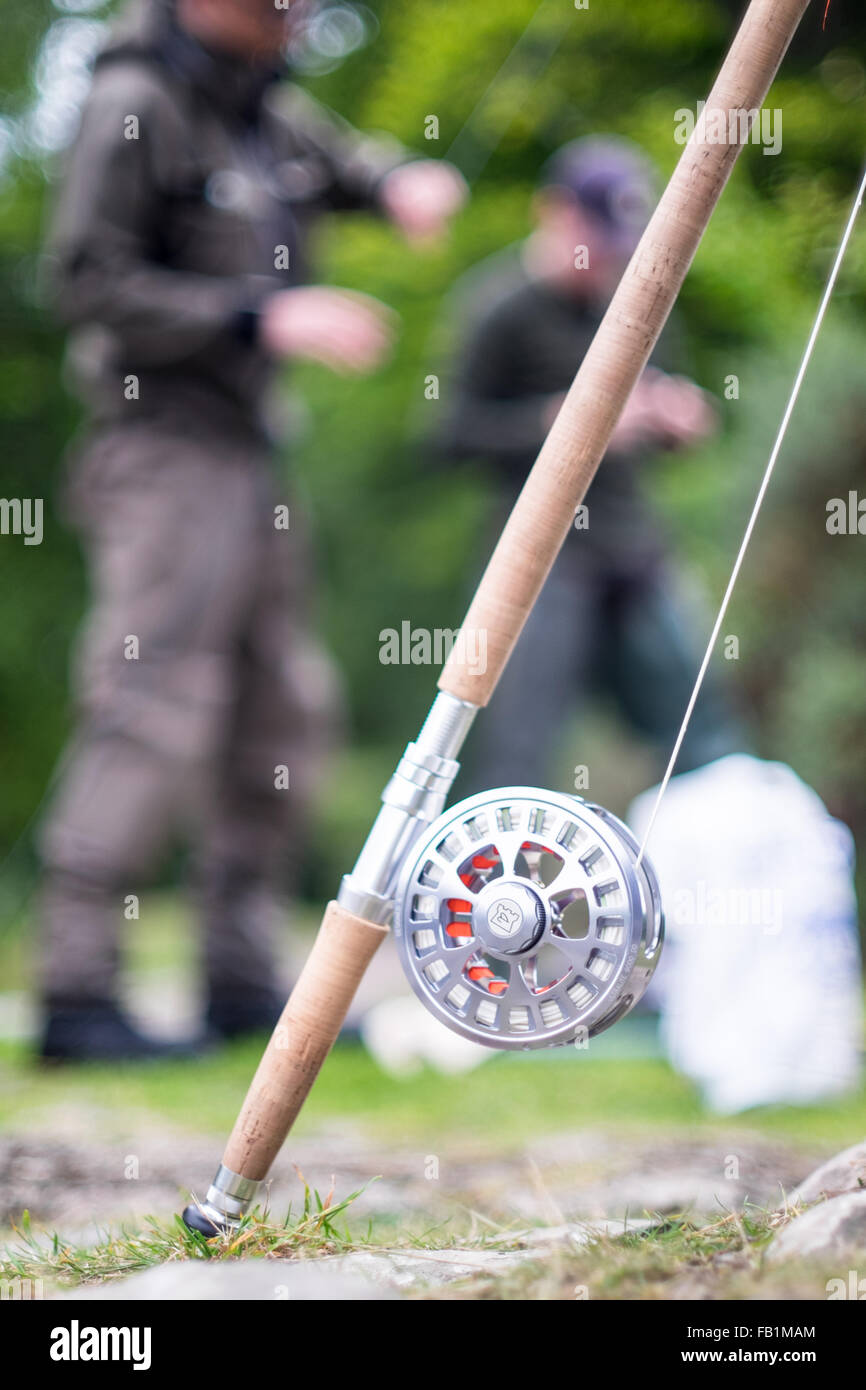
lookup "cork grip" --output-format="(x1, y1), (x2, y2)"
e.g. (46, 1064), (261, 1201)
(438, 0), (811, 707)
(222, 901), (388, 1182)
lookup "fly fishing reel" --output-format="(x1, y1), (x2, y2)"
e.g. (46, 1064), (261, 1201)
(394, 786), (663, 1050)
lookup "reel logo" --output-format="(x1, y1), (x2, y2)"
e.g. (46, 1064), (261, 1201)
(487, 897), (522, 938)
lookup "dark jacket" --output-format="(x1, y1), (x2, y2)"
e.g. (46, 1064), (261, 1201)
(438, 250), (679, 575)
(46, 0), (405, 442)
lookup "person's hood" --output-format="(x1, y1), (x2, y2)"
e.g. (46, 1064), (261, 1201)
(94, 0), (284, 124)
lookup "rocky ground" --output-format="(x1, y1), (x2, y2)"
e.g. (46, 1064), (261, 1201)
(2, 943), (864, 1301)
(4, 1120), (864, 1300)
(0, 1116), (817, 1236)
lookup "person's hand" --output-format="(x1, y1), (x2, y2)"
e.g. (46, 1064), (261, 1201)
(378, 160), (468, 245)
(609, 368), (717, 452)
(258, 286), (398, 374)
(644, 370), (717, 448)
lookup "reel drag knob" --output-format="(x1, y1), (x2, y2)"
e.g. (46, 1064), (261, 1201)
(394, 787), (663, 1050)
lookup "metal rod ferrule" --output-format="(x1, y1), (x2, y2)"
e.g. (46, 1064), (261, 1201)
(202, 1164), (263, 1224)
(338, 693), (478, 923)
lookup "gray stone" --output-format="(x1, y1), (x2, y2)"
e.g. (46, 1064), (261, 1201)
(518, 1218), (657, 1248)
(332, 1248), (533, 1290)
(787, 1139), (866, 1206)
(63, 1246), (554, 1300)
(767, 1190), (866, 1264)
(65, 1258), (396, 1301)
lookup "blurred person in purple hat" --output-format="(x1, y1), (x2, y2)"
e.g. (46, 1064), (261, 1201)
(432, 137), (862, 1109)
(438, 136), (745, 794)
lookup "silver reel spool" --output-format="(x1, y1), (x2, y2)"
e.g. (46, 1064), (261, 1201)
(394, 786), (663, 1050)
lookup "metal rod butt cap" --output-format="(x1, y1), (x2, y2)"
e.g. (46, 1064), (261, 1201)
(181, 1164), (263, 1236)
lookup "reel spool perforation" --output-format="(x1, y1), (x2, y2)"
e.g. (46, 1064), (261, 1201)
(394, 786), (663, 1050)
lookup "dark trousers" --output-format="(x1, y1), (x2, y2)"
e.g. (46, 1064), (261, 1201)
(39, 422), (342, 1005)
(461, 545), (742, 796)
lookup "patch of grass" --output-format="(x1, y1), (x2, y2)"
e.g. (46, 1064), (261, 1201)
(1, 1176), (375, 1291)
(6, 1187), (836, 1301)
(423, 1205), (837, 1301)
(1, 890), (863, 1302)
(2, 1035), (864, 1153)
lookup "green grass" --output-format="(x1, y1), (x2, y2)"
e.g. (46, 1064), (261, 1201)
(1, 1179), (375, 1291)
(2, 1018), (862, 1299)
(0, 1036), (687, 1142)
(424, 1209), (842, 1302)
(3, 1034), (865, 1153)
(2, 889), (864, 1299)
(2, 1191), (840, 1301)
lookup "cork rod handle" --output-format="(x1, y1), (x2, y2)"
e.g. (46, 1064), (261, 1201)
(222, 901), (387, 1182)
(438, 0), (811, 708)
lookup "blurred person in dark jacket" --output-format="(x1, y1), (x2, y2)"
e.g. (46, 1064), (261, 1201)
(38, 0), (466, 1060)
(439, 137), (743, 796)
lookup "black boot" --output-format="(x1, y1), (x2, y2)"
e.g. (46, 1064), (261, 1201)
(39, 999), (201, 1063)
(205, 986), (287, 1041)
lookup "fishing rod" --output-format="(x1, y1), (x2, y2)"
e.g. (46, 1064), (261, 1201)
(183, 0), (820, 1236)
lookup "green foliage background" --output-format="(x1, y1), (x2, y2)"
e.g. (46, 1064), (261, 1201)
(1, 0), (865, 915)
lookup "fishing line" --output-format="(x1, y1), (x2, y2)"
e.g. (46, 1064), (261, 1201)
(636, 161), (866, 867)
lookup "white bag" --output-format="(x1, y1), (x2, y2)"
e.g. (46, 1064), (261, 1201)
(628, 754), (862, 1113)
